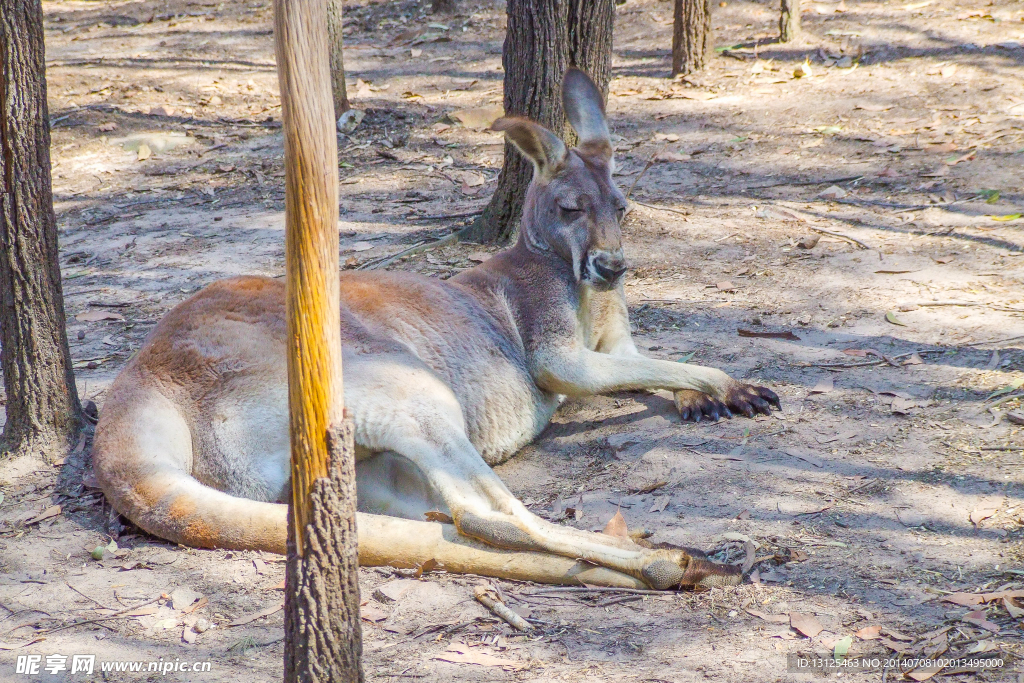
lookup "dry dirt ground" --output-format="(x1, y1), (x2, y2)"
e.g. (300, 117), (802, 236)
(2, 0), (1024, 681)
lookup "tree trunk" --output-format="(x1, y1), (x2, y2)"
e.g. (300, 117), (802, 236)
(431, 0), (456, 14)
(0, 0), (83, 462)
(274, 0), (362, 678)
(326, 0), (350, 119)
(568, 0), (613, 100)
(285, 424), (363, 683)
(672, 0), (712, 76)
(779, 0), (800, 43)
(463, 0), (613, 244)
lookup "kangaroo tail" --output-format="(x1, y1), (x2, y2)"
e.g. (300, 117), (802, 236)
(92, 379), (288, 553)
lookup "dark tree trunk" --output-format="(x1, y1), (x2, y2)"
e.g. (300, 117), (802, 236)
(779, 0), (800, 42)
(672, 0), (712, 76)
(285, 423), (363, 683)
(431, 0), (456, 14)
(568, 0), (613, 100)
(463, 0), (613, 244)
(327, 0), (350, 119)
(0, 0), (83, 462)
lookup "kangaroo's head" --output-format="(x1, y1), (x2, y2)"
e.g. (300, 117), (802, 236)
(494, 68), (627, 292)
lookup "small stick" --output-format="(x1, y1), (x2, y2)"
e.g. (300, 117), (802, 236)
(631, 200), (692, 217)
(65, 582), (116, 611)
(529, 587), (667, 596)
(809, 227), (869, 250)
(360, 232), (458, 271)
(473, 586), (532, 631)
(625, 143), (668, 199)
(35, 594), (164, 636)
(596, 595), (643, 608)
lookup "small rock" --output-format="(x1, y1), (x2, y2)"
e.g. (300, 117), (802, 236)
(836, 56), (853, 68)
(793, 62), (813, 78)
(337, 109), (365, 134)
(193, 618), (211, 633)
(1007, 410), (1024, 426)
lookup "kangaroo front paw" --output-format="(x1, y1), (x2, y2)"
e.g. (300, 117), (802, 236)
(722, 383), (782, 418)
(641, 549), (743, 589)
(674, 389), (731, 422)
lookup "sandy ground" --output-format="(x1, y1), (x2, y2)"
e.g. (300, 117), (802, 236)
(1, 0), (1024, 681)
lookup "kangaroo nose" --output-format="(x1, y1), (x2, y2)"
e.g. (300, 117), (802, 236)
(592, 250), (627, 282)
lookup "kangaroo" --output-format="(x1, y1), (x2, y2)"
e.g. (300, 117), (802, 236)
(92, 69), (780, 590)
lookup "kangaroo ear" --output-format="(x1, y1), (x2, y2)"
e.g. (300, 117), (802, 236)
(562, 68), (611, 156)
(492, 117), (567, 178)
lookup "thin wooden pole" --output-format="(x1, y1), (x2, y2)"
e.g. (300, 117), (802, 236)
(274, 0), (362, 678)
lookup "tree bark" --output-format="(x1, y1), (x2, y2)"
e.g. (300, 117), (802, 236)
(274, 0), (362, 678)
(463, 0), (613, 244)
(779, 0), (800, 43)
(285, 423), (363, 683)
(672, 0), (712, 76)
(326, 0), (350, 120)
(0, 0), (83, 462)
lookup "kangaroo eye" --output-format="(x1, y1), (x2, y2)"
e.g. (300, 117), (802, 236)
(559, 206), (583, 218)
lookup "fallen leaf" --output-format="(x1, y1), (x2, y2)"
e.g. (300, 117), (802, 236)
(988, 214), (1022, 221)
(855, 103), (892, 112)
(182, 596), (208, 614)
(148, 105), (175, 117)
(414, 558), (440, 578)
(942, 592), (985, 607)
(963, 610), (1000, 632)
(855, 625), (882, 640)
(885, 311), (907, 326)
(602, 510), (630, 539)
(940, 65), (957, 78)
(833, 635), (853, 659)
(903, 353), (924, 366)
(843, 348), (869, 357)
(797, 234), (820, 249)
(360, 603), (389, 623)
(650, 497), (669, 513)
(735, 509), (750, 520)
(461, 171), (485, 187)
(790, 612), (824, 638)
(450, 105), (504, 131)
(809, 377), (833, 394)
(170, 587), (201, 611)
(737, 328), (800, 340)
(986, 378), (1024, 401)
(875, 269), (914, 274)
(818, 185), (849, 200)
(182, 626), (197, 644)
(1004, 597), (1024, 619)
(270, 580), (286, 591)
(26, 505), (61, 525)
(253, 558), (267, 575)
(891, 396), (918, 414)
(790, 549), (810, 562)
(793, 62), (813, 78)
(77, 310), (125, 322)
(228, 603), (283, 627)
(97, 122), (117, 132)
(746, 609), (790, 624)
(467, 252), (491, 263)
(137, 143), (151, 161)
(970, 502), (999, 526)
(424, 511), (454, 524)
(716, 280), (736, 291)
(349, 241), (374, 252)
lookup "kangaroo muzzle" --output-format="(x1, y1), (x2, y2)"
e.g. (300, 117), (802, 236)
(585, 249), (626, 289)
